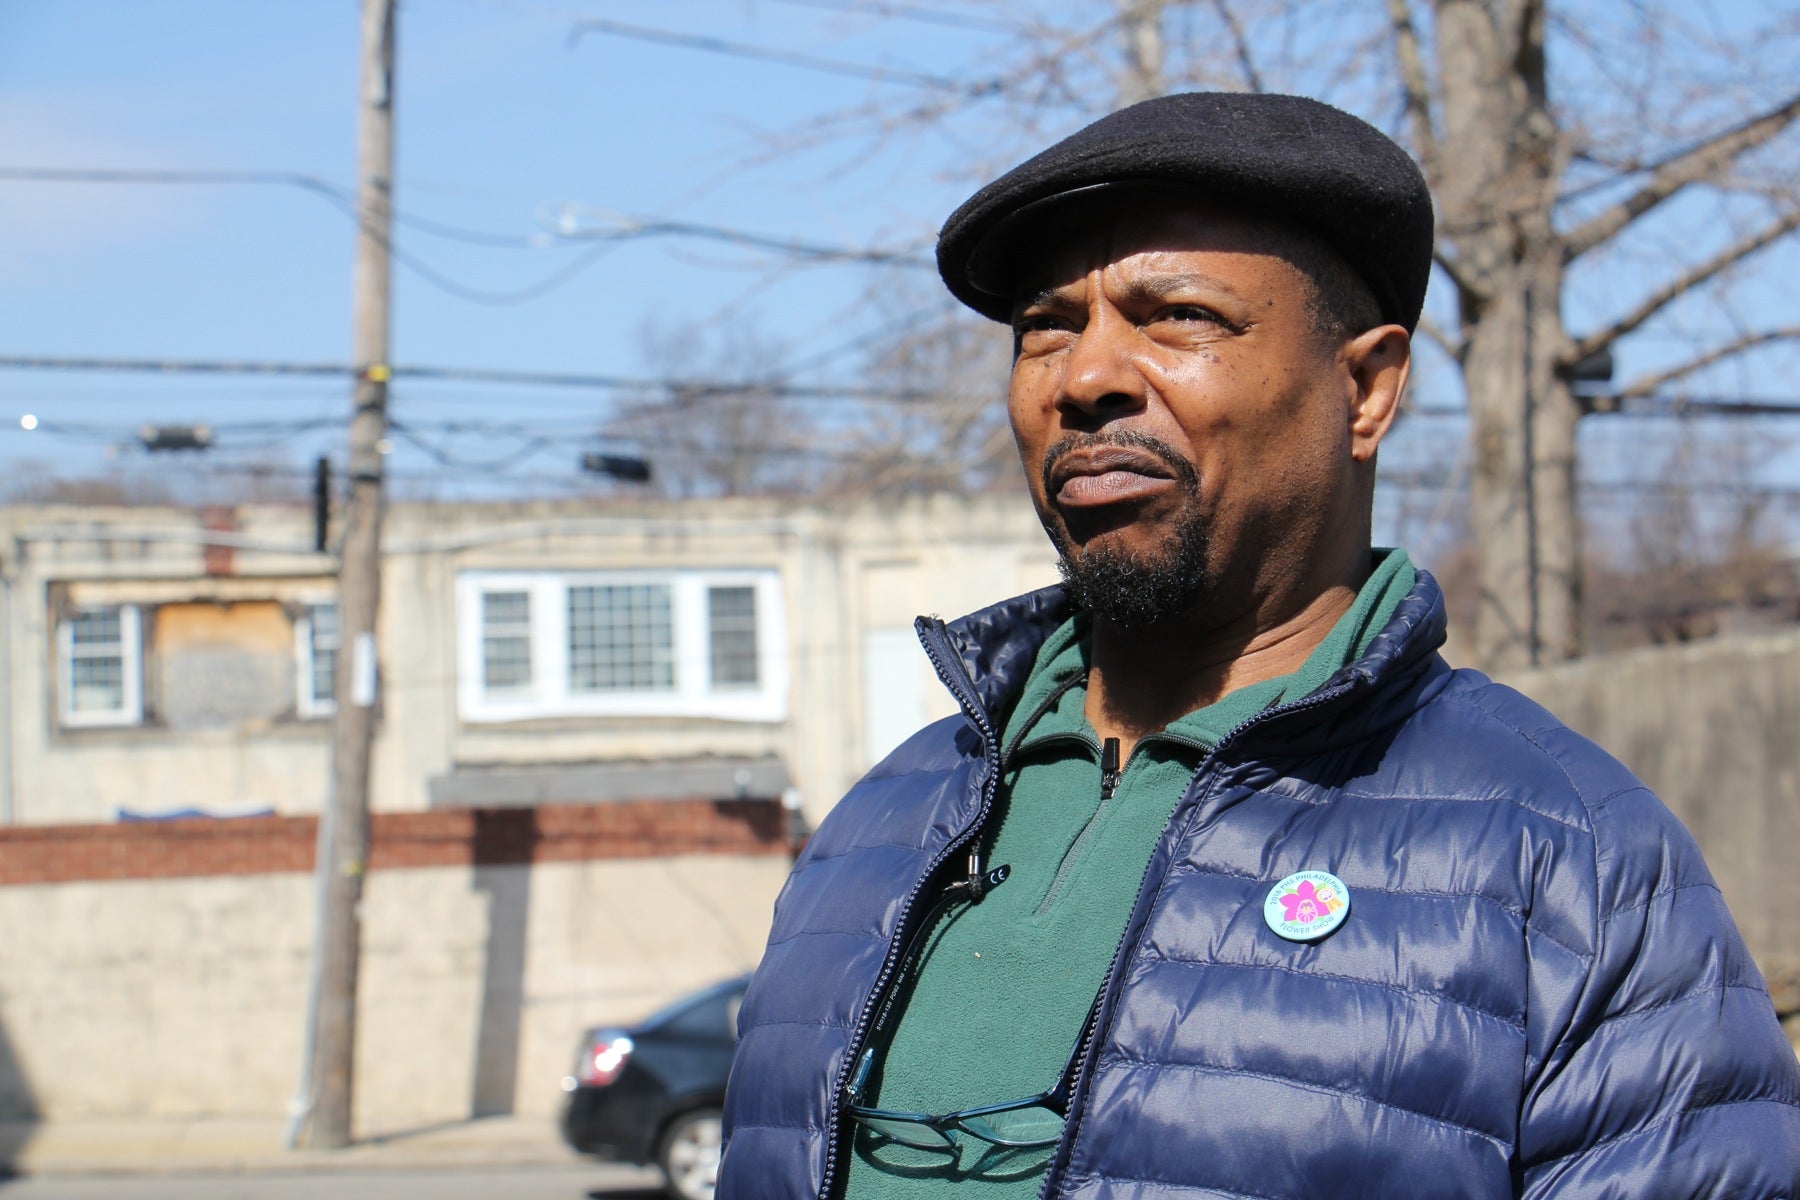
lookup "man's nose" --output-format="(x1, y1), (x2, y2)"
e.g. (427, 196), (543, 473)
(1057, 308), (1144, 424)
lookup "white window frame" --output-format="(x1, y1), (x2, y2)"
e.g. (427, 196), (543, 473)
(456, 570), (788, 723)
(294, 599), (340, 719)
(58, 604), (144, 729)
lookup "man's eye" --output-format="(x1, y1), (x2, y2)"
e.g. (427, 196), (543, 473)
(1159, 304), (1224, 325)
(1012, 314), (1070, 341)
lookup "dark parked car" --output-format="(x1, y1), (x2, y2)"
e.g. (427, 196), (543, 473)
(560, 975), (747, 1200)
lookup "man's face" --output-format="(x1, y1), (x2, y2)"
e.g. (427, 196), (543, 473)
(1007, 197), (1377, 629)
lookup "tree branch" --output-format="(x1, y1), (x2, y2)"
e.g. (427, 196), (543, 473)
(1413, 314), (1461, 362)
(1206, 0), (1264, 93)
(1384, 0), (1438, 180)
(1431, 246), (1485, 309)
(1612, 325), (1800, 401)
(1562, 91), (1800, 263)
(1566, 207), (1800, 364)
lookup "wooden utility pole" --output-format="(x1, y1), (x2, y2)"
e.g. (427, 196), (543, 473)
(300, 0), (395, 1150)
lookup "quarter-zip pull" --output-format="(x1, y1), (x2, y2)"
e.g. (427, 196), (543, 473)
(1100, 737), (1121, 800)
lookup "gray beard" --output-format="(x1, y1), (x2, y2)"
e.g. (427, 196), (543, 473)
(1037, 430), (1212, 629)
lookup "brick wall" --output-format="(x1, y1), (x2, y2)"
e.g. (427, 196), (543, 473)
(0, 799), (787, 886)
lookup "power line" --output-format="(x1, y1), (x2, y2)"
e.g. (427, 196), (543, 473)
(568, 17), (1000, 95)
(0, 354), (939, 403)
(0, 164), (625, 305)
(3, 166), (921, 303)
(758, 0), (1014, 34)
(1406, 396), (1800, 418)
(778, 303), (948, 376)
(0, 167), (546, 248)
(545, 207), (932, 267)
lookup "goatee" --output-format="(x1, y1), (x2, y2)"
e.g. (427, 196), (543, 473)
(1038, 430), (1212, 629)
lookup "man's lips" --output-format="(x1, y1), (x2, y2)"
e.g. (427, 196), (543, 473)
(1049, 447), (1178, 507)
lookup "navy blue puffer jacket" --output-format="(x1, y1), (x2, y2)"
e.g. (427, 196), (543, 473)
(720, 574), (1800, 1198)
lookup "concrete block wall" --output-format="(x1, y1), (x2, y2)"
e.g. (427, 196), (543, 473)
(0, 802), (792, 1125)
(1504, 627), (1800, 1007)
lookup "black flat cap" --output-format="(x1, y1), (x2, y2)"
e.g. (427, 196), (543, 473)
(937, 92), (1434, 332)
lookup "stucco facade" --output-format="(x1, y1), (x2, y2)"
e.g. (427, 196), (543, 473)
(0, 493), (1061, 829)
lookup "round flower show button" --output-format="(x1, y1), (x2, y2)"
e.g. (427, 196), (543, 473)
(1264, 870), (1351, 942)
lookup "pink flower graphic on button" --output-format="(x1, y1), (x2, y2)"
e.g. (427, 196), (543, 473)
(1264, 870), (1351, 941)
(1279, 879), (1339, 925)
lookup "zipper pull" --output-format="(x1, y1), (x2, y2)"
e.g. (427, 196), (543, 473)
(1100, 737), (1121, 800)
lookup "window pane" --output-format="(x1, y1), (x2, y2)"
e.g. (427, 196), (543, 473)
(484, 591), (529, 627)
(568, 584), (674, 692)
(70, 609), (122, 647)
(482, 591), (533, 691)
(70, 653), (124, 712)
(309, 603), (339, 705)
(67, 607), (128, 714)
(707, 586), (759, 688)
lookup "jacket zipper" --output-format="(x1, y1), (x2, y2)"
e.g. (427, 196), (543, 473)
(1036, 677), (1367, 1199)
(813, 616), (1004, 1200)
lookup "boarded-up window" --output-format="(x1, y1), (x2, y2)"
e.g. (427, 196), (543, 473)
(153, 601), (293, 732)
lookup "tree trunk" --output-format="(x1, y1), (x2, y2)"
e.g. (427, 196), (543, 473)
(1430, 0), (1580, 668)
(1115, 0), (1167, 106)
(1461, 262), (1580, 668)
(1528, 288), (1583, 663)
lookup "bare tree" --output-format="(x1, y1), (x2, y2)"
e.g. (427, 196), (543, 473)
(602, 321), (826, 498)
(1585, 417), (1798, 650)
(0, 455), (313, 507)
(1398, 1), (1800, 666)
(647, 0), (1800, 667)
(822, 285), (1017, 497)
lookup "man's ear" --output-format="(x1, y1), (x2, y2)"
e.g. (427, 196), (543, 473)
(1343, 325), (1410, 463)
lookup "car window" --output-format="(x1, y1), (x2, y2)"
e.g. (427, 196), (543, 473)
(653, 982), (746, 1040)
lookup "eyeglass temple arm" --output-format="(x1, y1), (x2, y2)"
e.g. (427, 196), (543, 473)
(1050, 990), (1109, 1107)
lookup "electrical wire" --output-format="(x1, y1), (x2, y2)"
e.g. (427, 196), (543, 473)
(568, 17), (999, 95)
(2, 166), (919, 305)
(0, 167), (545, 247)
(546, 210), (932, 267)
(756, 0), (1014, 34)
(0, 355), (940, 403)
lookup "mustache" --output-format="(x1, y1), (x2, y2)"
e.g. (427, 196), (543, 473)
(1040, 429), (1199, 499)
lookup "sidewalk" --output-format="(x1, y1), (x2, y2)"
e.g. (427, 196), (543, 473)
(0, 1113), (592, 1176)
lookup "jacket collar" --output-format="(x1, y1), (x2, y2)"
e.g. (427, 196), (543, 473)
(926, 570), (1450, 747)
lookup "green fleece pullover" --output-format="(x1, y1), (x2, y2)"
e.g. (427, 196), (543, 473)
(842, 550), (1416, 1196)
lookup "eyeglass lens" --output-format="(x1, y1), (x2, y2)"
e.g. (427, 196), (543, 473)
(958, 1105), (1063, 1147)
(856, 1114), (957, 1149)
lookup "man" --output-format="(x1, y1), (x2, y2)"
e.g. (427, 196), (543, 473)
(718, 92), (1800, 1198)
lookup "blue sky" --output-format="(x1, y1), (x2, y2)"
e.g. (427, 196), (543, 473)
(2, 0), (1796, 547)
(0, 0), (1003, 496)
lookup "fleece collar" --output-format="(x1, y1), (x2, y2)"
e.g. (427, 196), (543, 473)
(926, 558), (1449, 753)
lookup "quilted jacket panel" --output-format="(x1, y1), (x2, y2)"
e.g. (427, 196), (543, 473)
(719, 573), (1800, 1199)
